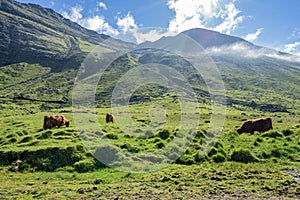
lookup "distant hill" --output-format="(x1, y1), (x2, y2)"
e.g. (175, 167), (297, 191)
(137, 28), (300, 112)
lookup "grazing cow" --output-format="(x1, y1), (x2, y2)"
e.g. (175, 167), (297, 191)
(106, 113), (115, 123)
(43, 114), (70, 130)
(237, 117), (272, 134)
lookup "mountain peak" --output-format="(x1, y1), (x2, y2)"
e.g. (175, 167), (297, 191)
(181, 28), (253, 48)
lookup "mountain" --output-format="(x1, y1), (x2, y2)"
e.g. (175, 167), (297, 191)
(0, 0), (133, 71)
(137, 28), (300, 112)
(0, 0), (299, 114)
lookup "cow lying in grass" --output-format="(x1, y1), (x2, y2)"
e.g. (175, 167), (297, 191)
(43, 114), (70, 130)
(106, 113), (115, 123)
(237, 117), (272, 134)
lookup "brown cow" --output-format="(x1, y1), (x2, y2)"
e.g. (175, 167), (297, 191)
(43, 114), (70, 130)
(237, 117), (272, 134)
(106, 113), (115, 123)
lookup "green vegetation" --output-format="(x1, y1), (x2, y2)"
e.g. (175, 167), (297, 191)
(0, 59), (299, 198)
(0, 1), (299, 199)
(0, 96), (299, 198)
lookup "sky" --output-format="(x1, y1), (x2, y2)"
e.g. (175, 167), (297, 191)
(16, 0), (300, 55)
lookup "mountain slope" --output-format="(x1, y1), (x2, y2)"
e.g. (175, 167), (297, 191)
(0, 0), (133, 71)
(137, 28), (300, 112)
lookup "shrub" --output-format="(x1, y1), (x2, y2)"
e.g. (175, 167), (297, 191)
(270, 149), (288, 158)
(176, 154), (195, 165)
(282, 129), (293, 136)
(194, 152), (206, 163)
(208, 147), (218, 157)
(120, 143), (139, 153)
(74, 158), (96, 173)
(156, 142), (165, 149)
(158, 129), (170, 140)
(230, 148), (258, 163)
(213, 153), (226, 163)
(106, 133), (119, 140)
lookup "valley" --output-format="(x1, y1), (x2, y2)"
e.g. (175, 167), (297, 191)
(0, 0), (299, 199)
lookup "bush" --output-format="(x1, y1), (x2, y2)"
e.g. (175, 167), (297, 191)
(120, 143), (139, 153)
(156, 142), (165, 149)
(230, 148), (258, 163)
(106, 133), (119, 140)
(194, 152), (206, 163)
(208, 147), (218, 157)
(213, 153), (226, 163)
(270, 148), (289, 158)
(74, 158), (96, 173)
(282, 129), (293, 136)
(158, 129), (170, 140)
(176, 154), (195, 165)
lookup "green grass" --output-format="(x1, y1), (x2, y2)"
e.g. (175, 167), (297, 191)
(0, 162), (299, 199)
(0, 59), (299, 198)
(0, 87), (299, 197)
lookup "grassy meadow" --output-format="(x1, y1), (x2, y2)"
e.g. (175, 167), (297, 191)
(0, 95), (299, 199)
(0, 60), (299, 199)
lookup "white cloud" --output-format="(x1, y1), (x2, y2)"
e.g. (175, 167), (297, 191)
(61, 6), (118, 36)
(81, 16), (119, 36)
(98, 2), (107, 10)
(117, 13), (138, 33)
(133, 29), (177, 44)
(61, 5), (83, 22)
(244, 28), (263, 42)
(283, 41), (300, 54)
(206, 42), (300, 63)
(214, 1), (244, 34)
(167, 0), (244, 35)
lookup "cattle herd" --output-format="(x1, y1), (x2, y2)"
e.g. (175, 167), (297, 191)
(43, 113), (115, 130)
(43, 113), (272, 135)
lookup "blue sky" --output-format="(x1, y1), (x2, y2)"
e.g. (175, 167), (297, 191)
(16, 0), (300, 54)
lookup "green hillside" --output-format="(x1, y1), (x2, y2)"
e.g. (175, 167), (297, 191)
(0, 0), (299, 199)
